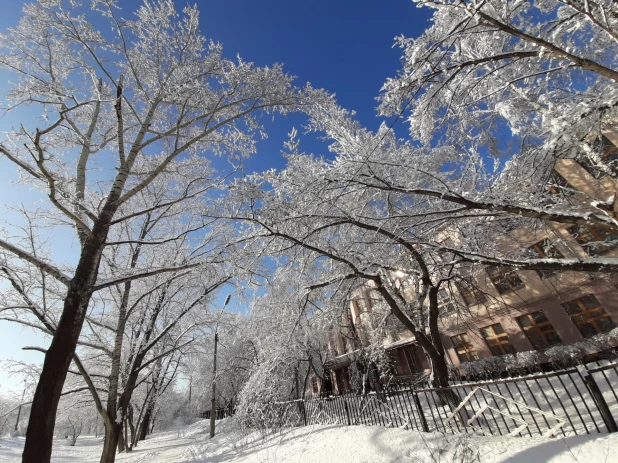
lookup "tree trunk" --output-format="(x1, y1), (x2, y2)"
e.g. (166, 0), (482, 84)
(125, 407), (135, 452)
(117, 425), (125, 455)
(99, 421), (122, 463)
(14, 405), (22, 432)
(22, 210), (115, 463)
(21, 299), (86, 462)
(139, 406), (152, 442)
(133, 390), (153, 447)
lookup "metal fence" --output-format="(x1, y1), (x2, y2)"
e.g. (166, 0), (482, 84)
(199, 401), (235, 420)
(259, 360), (618, 438)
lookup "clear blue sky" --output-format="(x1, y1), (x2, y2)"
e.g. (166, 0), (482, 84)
(0, 0), (431, 394)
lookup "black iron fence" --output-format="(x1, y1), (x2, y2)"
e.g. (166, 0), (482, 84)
(257, 360), (618, 438)
(199, 401), (235, 420)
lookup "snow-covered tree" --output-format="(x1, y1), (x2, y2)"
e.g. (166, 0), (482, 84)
(229, 266), (341, 427)
(376, 0), (618, 217)
(1, 173), (240, 461)
(0, 1), (318, 461)
(381, 0), (618, 174)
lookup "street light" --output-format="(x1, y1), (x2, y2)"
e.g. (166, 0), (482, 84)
(210, 294), (231, 438)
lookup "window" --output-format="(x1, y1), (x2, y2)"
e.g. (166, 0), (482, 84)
(569, 224), (618, 256)
(561, 295), (615, 339)
(436, 238), (456, 263)
(481, 323), (516, 356)
(548, 171), (573, 195)
(530, 238), (564, 279)
(487, 266), (525, 294)
(402, 345), (423, 374)
(311, 376), (319, 394)
(394, 273), (412, 290)
(456, 281), (487, 307)
(438, 288), (456, 314)
(516, 311), (562, 349)
(451, 333), (480, 363)
(353, 291), (373, 314)
(582, 135), (618, 178)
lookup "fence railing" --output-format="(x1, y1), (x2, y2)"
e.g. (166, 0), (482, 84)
(257, 360), (618, 438)
(198, 401), (235, 421)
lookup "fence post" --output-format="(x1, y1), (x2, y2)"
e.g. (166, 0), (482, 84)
(413, 393), (430, 433)
(301, 400), (307, 426)
(343, 398), (352, 426)
(583, 373), (618, 433)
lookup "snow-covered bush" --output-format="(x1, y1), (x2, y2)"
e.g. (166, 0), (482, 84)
(545, 343), (589, 368)
(501, 350), (542, 376)
(460, 356), (506, 379)
(56, 418), (83, 446)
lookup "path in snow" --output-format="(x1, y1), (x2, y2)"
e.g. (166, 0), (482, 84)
(1, 418), (617, 462)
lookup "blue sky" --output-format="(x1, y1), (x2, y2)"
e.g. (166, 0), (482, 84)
(0, 0), (431, 394)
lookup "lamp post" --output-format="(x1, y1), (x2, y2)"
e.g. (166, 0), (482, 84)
(210, 294), (231, 438)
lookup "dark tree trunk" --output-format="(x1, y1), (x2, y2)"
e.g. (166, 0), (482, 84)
(374, 280), (457, 405)
(100, 421), (122, 463)
(22, 209), (116, 463)
(125, 406), (135, 452)
(133, 390), (152, 447)
(117, 425), (125, 455)
(139, 406), (152, 442)
(21, 295), (88, 462)
(14, 405), (22, 432)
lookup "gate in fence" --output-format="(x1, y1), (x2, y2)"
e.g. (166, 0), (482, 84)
(262, 360), (618, 438)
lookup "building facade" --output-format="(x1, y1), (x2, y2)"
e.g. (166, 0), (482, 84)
(310, 139), (618, 396)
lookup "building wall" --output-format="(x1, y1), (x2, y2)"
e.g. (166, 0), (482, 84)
(437, 158), (618, 369)
(312, 157), (618, 390)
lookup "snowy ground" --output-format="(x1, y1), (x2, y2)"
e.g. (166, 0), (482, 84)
(1, 419), (617, 462)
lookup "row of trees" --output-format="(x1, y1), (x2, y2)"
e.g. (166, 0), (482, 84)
(225, 0), (618, 401)
(2, 0), (618, 462)
(0, 1), (322, 462)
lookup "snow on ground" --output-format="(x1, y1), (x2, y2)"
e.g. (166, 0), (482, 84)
(1, 419), (617, 462)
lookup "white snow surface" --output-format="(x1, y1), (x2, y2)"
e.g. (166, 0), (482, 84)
(1, 418), (617, 462)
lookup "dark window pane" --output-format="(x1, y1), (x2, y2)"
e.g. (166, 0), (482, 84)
(597, 316), (615, 333)
(507, 274), (524, 287)
(496, 282), (511, 293)
(529, 336), (547, 350)
(518, 316), (532, 327)
(489, 346), (503, 356)
(504, 344), (516, 354)
(578, 323), (598, 339)
(581, 295), (600, 310)
(532, 312), (549, 324)
(545, 332), (563, 346)
(481, 323), (514, 357)
(571, 314), (586, 324)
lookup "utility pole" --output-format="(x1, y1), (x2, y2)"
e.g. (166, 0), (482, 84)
(188, 374), (192, 405)
(209, 331), (218, 438)
(210, 294), (231, 439)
